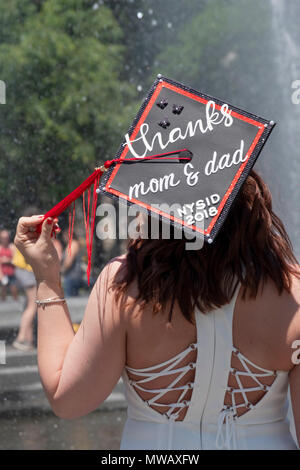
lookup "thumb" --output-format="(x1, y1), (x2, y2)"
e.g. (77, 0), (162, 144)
(40, 217), (54, 240)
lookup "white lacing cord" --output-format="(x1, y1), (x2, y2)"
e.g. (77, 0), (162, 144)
(167, 414), (176, 450)
(125, 342), (199, 449)
(215, 347), (277, 450)
(216, 408), (237, 450)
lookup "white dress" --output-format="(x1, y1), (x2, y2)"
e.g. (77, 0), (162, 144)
(120, 281), (299, 450)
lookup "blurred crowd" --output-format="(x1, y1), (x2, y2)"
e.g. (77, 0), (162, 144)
(0, 229), (19, 302)
(0, 228), (87, 300)
(0, 221), (90, 353)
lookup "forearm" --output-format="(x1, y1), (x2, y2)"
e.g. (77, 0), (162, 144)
(36, 278), (75, 404)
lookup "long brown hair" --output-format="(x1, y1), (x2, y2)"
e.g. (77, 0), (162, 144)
(112, 170), (300, 324)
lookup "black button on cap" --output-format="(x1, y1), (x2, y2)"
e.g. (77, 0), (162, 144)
(156, 99), (168, 110)
(158, 118), (170, 129)
(172, 104), (184, 115)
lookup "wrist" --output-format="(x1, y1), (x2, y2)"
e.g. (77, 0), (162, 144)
(36, 278), (64, 300)
(32, 264), (61, 285)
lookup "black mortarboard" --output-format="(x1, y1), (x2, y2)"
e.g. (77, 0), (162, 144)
(100, 75), (275, 243)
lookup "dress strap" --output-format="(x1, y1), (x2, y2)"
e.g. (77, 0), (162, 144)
(214, 276), (279, 450)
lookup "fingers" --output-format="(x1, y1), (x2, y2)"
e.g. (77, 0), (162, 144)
(53, 222), (61, 234)
(40, 217), (54, 239)
(17, 215), (45, 233)
(15, 215), (61, 245)
(26, 231), (40, 241)
(40, 217), (60, 239)
(14, 215), (44, 247)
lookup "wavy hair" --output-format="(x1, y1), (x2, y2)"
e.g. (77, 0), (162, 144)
(112, 170), (300, 324)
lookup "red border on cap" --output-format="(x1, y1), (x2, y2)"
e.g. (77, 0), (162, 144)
(104, 81), (265, 236)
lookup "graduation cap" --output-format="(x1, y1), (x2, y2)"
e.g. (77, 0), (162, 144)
(99, 75), (275, 241)
(41, 75), (275, 282)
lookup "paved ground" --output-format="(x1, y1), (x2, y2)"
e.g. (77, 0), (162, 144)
(0, 409), (127, 450)
(0, 295), (89, 339)
(0, 295), (127, 450)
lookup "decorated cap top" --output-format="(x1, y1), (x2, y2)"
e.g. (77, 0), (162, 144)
(100, 75), (275, 242)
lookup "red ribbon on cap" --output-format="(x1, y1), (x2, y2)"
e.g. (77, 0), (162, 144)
(39, 150), (191, 285)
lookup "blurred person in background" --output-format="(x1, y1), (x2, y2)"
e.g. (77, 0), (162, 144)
(61, 230), (84, 297)
(0, 229), (18, 301)
(52, 235), (63, 262)
(12, 245), (37, 351)
(12, 207), (41, 351)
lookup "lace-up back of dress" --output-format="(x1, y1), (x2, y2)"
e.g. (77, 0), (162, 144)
(222, 346), (278, 417)
(125, 279), (281, 426)
(125, 341), (278, 424)
(125, 342), (198, 421)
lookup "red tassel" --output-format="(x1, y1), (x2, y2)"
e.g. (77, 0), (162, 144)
(68, 201), (75, 256)
(80, 173), (101, 285)
(39, 151), (191, 286)
(88, 174), (101, 283)
(42, 168), (103, 221)
(38, 168), (103, 285)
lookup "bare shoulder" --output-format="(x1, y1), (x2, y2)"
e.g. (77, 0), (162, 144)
(97, 254), (127, 284)
(236, 266), (300, 369)
(244, 265), (300, 327)
(94, 254), (132, 308)
(284, 267), (300, 343)
(265, 267), (300, 337)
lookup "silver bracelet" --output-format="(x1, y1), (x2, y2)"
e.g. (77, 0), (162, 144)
(35, 297), (66, 308)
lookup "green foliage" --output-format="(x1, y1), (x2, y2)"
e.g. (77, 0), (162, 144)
(0, 0), (275, 232)
(153, 0), (274, 112)
(105, 0), (206, 90)
(0, 0), (137, 227)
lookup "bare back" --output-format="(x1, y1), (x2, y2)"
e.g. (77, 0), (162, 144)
(118, 256), (300, 427)
(125, 267), (300, 370)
